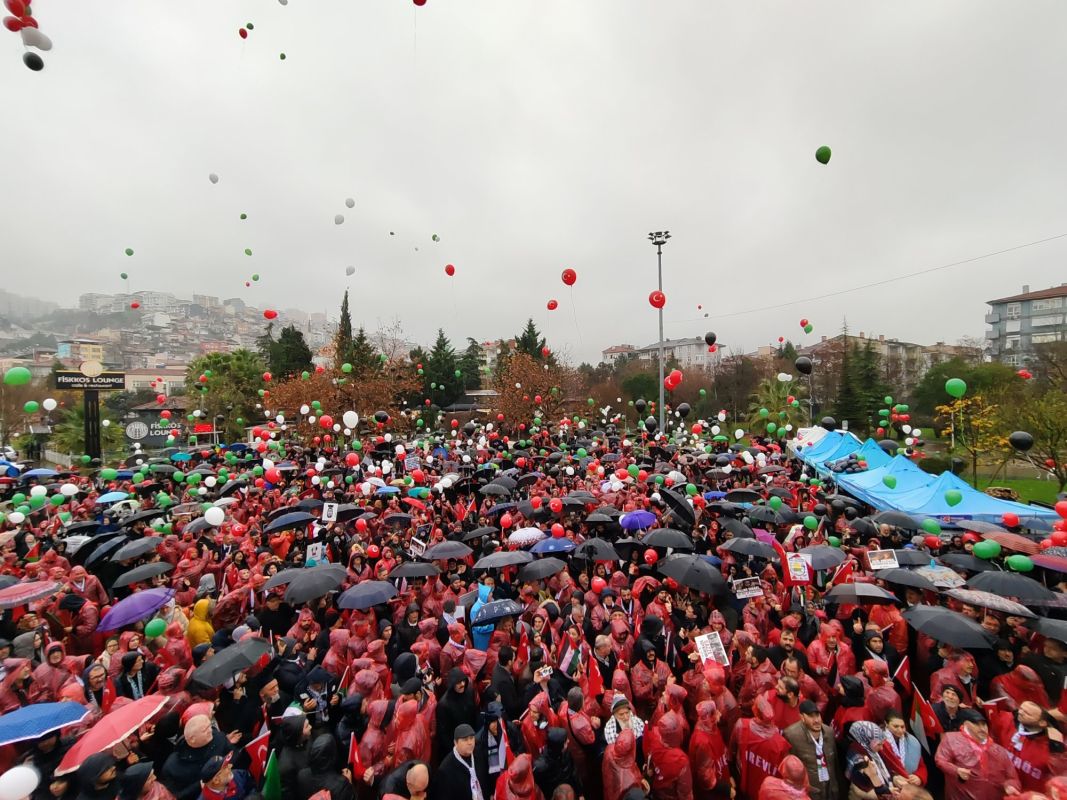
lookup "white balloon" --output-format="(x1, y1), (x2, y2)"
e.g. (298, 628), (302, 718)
(342, 411), (359, 429)
(311, 475), (321, 485)
(20, 28), (52, 51)
(276, 414), (285, 424)
(610, 480), (623, 491)
(384, 433), (392, 442)
(8, 512), (25, 525)
(565, 467), (575, 476)
(102, 419), (111, 427)
(462, 454), (471, 464)
(395, 445), (405, 455)
(345, 198), (355, 208)
(0, 765), (40, 800)
(193, 410), (202, 418)
(722, 465), (733, 474)
(326, 481), (335, 489)
(30, 485), (47, 498)
(262, 459), (275, 470)
(205, 476), (218, 488)
(42, 398), (57, 411)
(345, 266), (355, 276)
(334, 214), (345, 225)
(300, 404), (310, 415)
(381, 460), (393, 474)
(711, 425), (721, 435)
(361, 482), (372, 496)
(60, 483), (79, 497)
(204, 507), (225, 526)
(343, 428), (351, 436)
(777, 372), (792, 382)
(901, 425), (912, 434)
(333, 424), (341, 432)
(308, 416), (316, 425)
(209, 173), (219, 184)
(734, 429), (745, 440)
(785, 424), (794, 432)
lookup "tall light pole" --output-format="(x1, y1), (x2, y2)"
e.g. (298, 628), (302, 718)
(648, 231), (670, 433)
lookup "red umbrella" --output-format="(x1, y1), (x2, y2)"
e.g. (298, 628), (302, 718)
(0, 581), (61, 610)
(981, 532), (1040, 555)
(55, 695), (168, 775)
(1032, 554), (1067, 573)
(402, 497), (427, 512)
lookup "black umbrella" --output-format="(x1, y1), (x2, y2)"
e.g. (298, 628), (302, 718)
(719, 538), (777, 560)
(945, 589), (1035, 618)
(893, 549), (932, 567)
(284, 568), (346, 604)
(824, 583), (898, 605)
(573, 538), (620, 562)
(150, 464), (178, 475)
(902, 605), (996, 649)
(613, 537), (642, 560)
(877, 568), (937, 592)
(471, 599), (525, 626)
(338, 581), (398, 611)
(296, 498), (324, 511)
(474, 551), (533, 570)
(744, 506), (786, 526)
(265, 564), (346, 591)
(382, 513), (413, 528)
(720, 519), (755, 539)
(183, 517), (215, 536)
(388, 562), (441, 579)
(190, 637), (272, 688)
(1028, 617), (1067, 643)
(479, 484), (511, 497)
(267, 505), (304, 520)
(334, 504), (363, 521)
(264, 511), (315, 534)
(642, 529), (694, 551)
(423, 541), (474, 560)
(62, 521), (102, 536)
(757, 465), (787, 475)
(519, 558), (567, 582)
(110, 537), (162, 563)
(798, 546), (847, 571)
(113, 562), (174, 588)
(594, 505), (622, 519)
(461, 526), (497, 543)
(657, 554), (728, 595)
(725, 489), (761, 503)
(850, 518), (879, 537)
(965, 571), (1055, 600)
(871, 511), (920, 529)
(84, 537), (129, 569)
(69, 531), (127, 566)
(939, 553), (998, 573)
(118, 509), (168, 528)
(585, 513), (615, 525)
(218, 479), (246, 498)
(659, 490), (696, 527)
(954, 520), (1008, 535)
(767, 487), (793, 500)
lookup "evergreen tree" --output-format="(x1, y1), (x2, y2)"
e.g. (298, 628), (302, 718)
(349, 327), (379, 376)
(256, 323), (276, 363)
(269, 325), (314, 378)
(334, 290), (355, 367)
(515, 319), (546, 360)
(834, 334), (863, 427)
(855, 340), (887, 434)
(424, 329), (463, 405)
(459, 338), (483, 390)
(780, 341), (799, 362)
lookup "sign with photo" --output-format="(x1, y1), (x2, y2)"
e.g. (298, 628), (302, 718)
(321, 502), (339, 523)
(786, 552), (813, 584)
(867, 549), (900, 570)
(732, 577), (764, 599)
(695, 631), (730, 666)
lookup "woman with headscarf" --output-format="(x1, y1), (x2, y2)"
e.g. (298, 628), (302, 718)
(116, 651), (160, 700)
(13, 629), (47, 666)
(32, 641), (78, 701)
(118, 762), (175, 800)
(844, 720), (894, 799)
(435, 668), (477, 755)
(602, 730), (645, 800)
(689, 700), (729, 800)
(0, 657), (35, 712)
(76, 753), (119, 800)
(185, 599), (214, 648)
(761, 755), (812, 800)
(881, 710), (927, 788)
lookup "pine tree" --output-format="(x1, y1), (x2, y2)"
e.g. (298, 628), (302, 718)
(334, 290), (355, 367)
(515, 319), (546, 360)
(424, 329), (463, 405)
(834, 328), (863, 427)
(349, 327), (379, 376)
(269, 325), (314, 378)
(855, 340), (886, 434)
(459, 338), (483, 390)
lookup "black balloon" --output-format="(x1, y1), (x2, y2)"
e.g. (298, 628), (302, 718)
(1008, 430), (1034, 452)
(844, 506), (858, 520)
(795, 356), (813, 375)
(950, 457), (967, 475)
(635, 399), (647, 413)
(813, 503), (827, 517)
(373, 410), (389, 423)
(463, 422), (477, 436)
(644, 416), (658, 432)
(23, 52), (44, 71)
(677, 402), (691, 419)
(820, 416), (837, 431)
(830, 499), (845, 513)
(704, 331), (717, 347)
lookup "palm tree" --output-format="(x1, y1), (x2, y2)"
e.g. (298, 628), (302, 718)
(746, 377), (806, 436)
(50, 404), (125, 459)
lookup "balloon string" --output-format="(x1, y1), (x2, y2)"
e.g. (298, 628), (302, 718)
(569, 286), (583, 347)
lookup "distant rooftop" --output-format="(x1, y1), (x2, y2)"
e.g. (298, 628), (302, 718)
(988, 283), (1067, 304)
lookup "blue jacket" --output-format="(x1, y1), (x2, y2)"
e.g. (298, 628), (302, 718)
(470, 583), (494, 651)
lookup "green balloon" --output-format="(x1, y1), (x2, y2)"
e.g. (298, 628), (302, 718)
(28, 495), (45, 509)
(828, 536), (841, 548)
(279, 52), (286, 60)
(769, 496), (783, 510)
(120, 272), (128, 280)
(245, 248), (253, 256)
(883, 396), (893, 404)
(921, 518), (941, 535)
(301, 371), (309, 380)
(803, 324), (813, 334)
(312, 401), (322, 410)
(882, 476), (897, 489)
(3, 366), (32, 386)
(944, 490), (963, 507)
(342, 363), (353, 373)
(803, 515), (819, 531)
(972, 540), (1001, 560)
(144, 618), (166, 638)
(49, 495), (65, 507)
(1005, 554), (1034, 573)
(23, 400), (39, 413)
(766, 422), (777, 435)
(685, 483), (698, 497)
(132, 472), (145, 484)
(455, 370), (462, 378)
(173, 472), (185, 482)
(815, 145), (831, 164)
(100, 468), (118, 481)
(125, 248), (134, 256)
(759, 408), (769, 418)
(945, 378), (967, 399)
(699, 388), (707, 397)
(240, 213), (247, 220)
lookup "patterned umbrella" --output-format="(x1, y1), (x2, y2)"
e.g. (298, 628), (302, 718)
(0, 581), (61, 611)
(945, 588), (1036, 618)
(981, 532), (1041, 555)
(913, 565), (966, 589)
(508, 527), (546, 547)
(0, 702), (91, 747)
(1031, 553), (1067, 573)
(966, 570), (1055, 600)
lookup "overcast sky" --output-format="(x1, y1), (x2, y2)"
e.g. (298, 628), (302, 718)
(4, 1), (1067, 364)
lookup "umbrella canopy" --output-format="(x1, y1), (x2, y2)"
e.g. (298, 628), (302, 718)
(218, 479), (247, 497)
(189, 638), (272, 688)
(1032, 553), (1067, 573)
(21, 468), (58, 479)
(423, 540), (474, 560)
(382, 513), (413, 528)
(97, 588), (175, 632)
(902, 605), (997, 649)
(938, 553), (998, 573)
(471, 599), (525, 626)
(913, 565), (967, 589)
(585, 512), (615, 525)
(296, 498), (324, 511)
(479, 483), (511, 497)
(55, 695), (168, 775)
(877, 568), (938, 592)
(388, 562), (441, 579)
(824, 583), (899, 605)
(871, 511), (920, 529)
(955, 520), (1009, 535)
(657, 554), (728, 595)
(265, 564), (346, 591)
(97, 491), (130, 504)
(0, 702), (91, 747)
(531, 537), (576, 554)
(461, 526), (498, 543)
(746, 506), (789, 526)
(0, 580), (61, 610)
(113, 562), (174, 588)
(117, 509), (168, 528)
(284, 568), (346, 604)
(945, 588), (1036, 618)
(1028, 617), (1067, 643)
(725, 489), (761, 503)
(474, 551), (534, 570)
(719, 537), (777, 560)
(110, 537), (162, 563)
(798, 546), (847, 571)
(263, 511), (315, 534)
(620, 510), (657, 531)
(965, 570), (1056, 600)
(519, 557), (567, 582)
(508, 527), (546, 547)
(573, 538), (620, 561)
(893, 550), (933, 567)
(980, 532), (1041, 556)
(642, 528), (695, 551)
(337, 580), (399, 610)
(720, 518), (756, 539)
(659, 490), (697, 527)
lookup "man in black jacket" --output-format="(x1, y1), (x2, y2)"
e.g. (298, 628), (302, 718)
(490, 646), (522, 720)
(378, 760), (430, 799)
(474, 702), (524, 795)
(435, 668), (477, 754)
(430, 724), (480, 800)
(162, 716), (233, 800)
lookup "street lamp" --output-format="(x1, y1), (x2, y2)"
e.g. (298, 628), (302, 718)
(648, 231), (671, 433)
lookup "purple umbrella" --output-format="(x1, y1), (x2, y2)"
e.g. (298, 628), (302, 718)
(97, 587), (174, 632)
(620, 510), (656, 531)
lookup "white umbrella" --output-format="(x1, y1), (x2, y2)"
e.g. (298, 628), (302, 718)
(508, 527), (546, 546)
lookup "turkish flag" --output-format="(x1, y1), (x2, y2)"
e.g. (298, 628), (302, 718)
(516, 628), (530, 665)
(830, 559), (854, 586)
(245, 730), (271, 781)
(348, 733), (364, 778)
(893, 655), (911, 692)
(586, 655), (604, 700)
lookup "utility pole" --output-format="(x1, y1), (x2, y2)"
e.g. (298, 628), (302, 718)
(647, 231), (670, 433)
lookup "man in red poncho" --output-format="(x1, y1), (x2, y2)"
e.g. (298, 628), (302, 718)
(760, 755), (813, 800)
(647, 709), (693, 800)
(988, 700), (1067, 794)
(730, 695), (791, 799)
(863, 657), (903, 724)
(935, 708), (1022, 800)
(689, 700), (729, 800)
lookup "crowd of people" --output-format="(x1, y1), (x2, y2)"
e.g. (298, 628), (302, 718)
(0, 421), (1065, 800)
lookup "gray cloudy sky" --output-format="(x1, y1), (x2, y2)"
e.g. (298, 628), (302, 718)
(4, 0), (1067, 364)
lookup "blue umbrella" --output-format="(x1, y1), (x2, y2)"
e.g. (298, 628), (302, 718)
(115, 470), (134, 479)
(225, 443), (249, 452)
(620, 510), (656, 531)
(98, 491), (129, 504)
(531, 537), (576, 554)
(0, 702), (91, 746)
(169, 452), (192, 462)
(375, 486), (400, 495)
(0, 461), (20, 478)
(97, 588), (174, 632)
(21, 468), (58, 480)
(703, 491), (727, 500)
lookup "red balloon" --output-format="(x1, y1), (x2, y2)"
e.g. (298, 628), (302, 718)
(691, 423), (703, 434)
(411, 469), (425, 483)
(3, 16), (22, 31)
(1040, 538), (1053, 550)
(318, 414), (333, 429)
(444, 264), (455, 276)
(4, 0), (26, 16)
(551, 523), (565, 538)
(18, 14), (34, 28)
(534, 395), (542, 404)
(799, 318), (809, 327)
(161, 410), (171, 419)
(365, 542), (378, 557)
(541, 347), (551, 357)
(345, 452), (359, 466)
(1055, 500), (1067, 520)
(591, 577), (607, 594)
(239, 27), (248, 39)
(923, 535), (941, 550)
(778, 336), (784, 343)
(1002, 512), (1020, 528)
(1052, 531), (1067, 547)
(262, 372), (272, 382)
(129, 301), (140, 309)
(265, 468), (282, 484)
(499, 513), (514, 529)
(561, 268), (577, 286)
(643, 548), (658, 565)
(413, 0), (427, 5)
(670, 369), (682, 383)
(263, 309), (277, 319)
(549, 497), (563, 513)
(315, 365), (325, 373)
(547, 299), (558, 310)
(648, 290), (666, 309)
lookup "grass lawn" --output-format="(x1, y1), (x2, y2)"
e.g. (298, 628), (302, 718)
(973, 476), (1062, 506)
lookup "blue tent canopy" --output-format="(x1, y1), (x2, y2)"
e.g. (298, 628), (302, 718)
(797, 431), (846, 464)
(815, 437), (892, 477)
(886, 471), (1058, 524)
(837, 455), (933, 507)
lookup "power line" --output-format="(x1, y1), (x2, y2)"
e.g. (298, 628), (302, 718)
(665, 230), (1067, 323)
